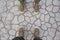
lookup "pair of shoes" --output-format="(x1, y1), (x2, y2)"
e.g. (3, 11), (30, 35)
(18, 28), (40, 38)
(12, 28), (42, 40)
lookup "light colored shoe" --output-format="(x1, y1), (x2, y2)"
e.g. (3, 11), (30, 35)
(34, 28), (40, 38)
(18, 28), (24, 37)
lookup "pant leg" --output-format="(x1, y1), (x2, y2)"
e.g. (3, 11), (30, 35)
(12, 37), (25, 40)
(33, 37), (42, 40)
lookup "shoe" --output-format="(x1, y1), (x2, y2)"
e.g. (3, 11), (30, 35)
(18, 28), (24, 37)
(34, 28), (40, 38)
(12, 28), (25, 40)
(33, 28), (42, 40)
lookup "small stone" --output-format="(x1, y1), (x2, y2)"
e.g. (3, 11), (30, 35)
(24, 11), (32, 17)
(52, 23), (57, 28)
(8, 0), (14, 1)
(46, 0), (52, 6)
(41, 4), (46, 9)
(35, 20), (41, 26)
(0, 21), (4, 29)
(5, 25), (11, 30)
(0, 17), (1, 20)
(53, 0), (59, 5)
(55, 17), (60, 21)
(41, 25), (47, 30)
(55, 13), (60, 18)
(0, 7), (6, 13)
(0, 0), (6, 13)
(15, 0), (20, 5)
(26, 2), (33, 8)
(1, 28), (8, 34)
(5, 13), (14, 25)
(41, 21), (45, 24)
(57, 22), (60, 26)
(13, 11), (21, 15)
(25, 17), (31, 22)
(24, 24), (31, 30)
(39, 0), (45, 5)
(12, 25), (20, 30)
(9, 30), (16, 36)
(54, 31), (60, 40)
(5, 20), (11, 25)
(58, 26), (60, 31)
(44, 11), (48, 14)
(50, 18), (55, 24)
(59, 9), (60, 12)
(45, 14), (50, 22)
(0, 0), (6, 6)
(42, 37), (46, 40)
(45, 23), (51, 28)
(40, 29), (44, 37)
(40, 14), (44, 21)
(28, 8), (34, 12)
(40, 9), (47, 14)
(46, 5), (53, 12)
(9, 35), (15, 40)
(12, 16), (19, 24)
(53, 6), (59, 12)
(40, 9), (45, 13)
(7, 1), (14, 9)
(26, 31), (32, 40)
(1, 33), (9, 39)
(24, 31), (29, 40)
(10, 6), (18, 13)
(49, 12), (54, 17)
(6, 13), (14, 21)
(48, 28), (56, 37)
(20, 21), (27, 25)
(18, 15), (24, 23)
(35, 13), (40, 18)
(47, 36), (53, 40)
(1, 37), (7, 40)
(2, 13), (7, 23)
(30, 16), (36, 23)
(44, 31), (48, 36)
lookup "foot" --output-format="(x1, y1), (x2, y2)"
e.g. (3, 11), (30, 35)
(18, 28), (24, 37)
(34, 28), (40, 38)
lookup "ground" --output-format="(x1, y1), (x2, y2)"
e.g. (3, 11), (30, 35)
(0, 0), (60, 40)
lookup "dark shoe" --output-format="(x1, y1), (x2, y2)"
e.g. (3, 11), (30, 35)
(34, 37), (42, 40)
(12, 37), (25, 40)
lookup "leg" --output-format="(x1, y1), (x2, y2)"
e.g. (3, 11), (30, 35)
(33, 28), (42, 40)
(33, 37), (42, 40)
(12, 28), (25, 40)
(12, 37), (25, 40)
